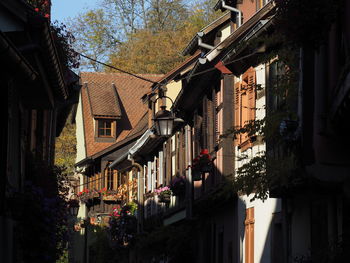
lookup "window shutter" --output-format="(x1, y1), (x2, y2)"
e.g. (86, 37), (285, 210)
(113, 169), (117, 190)
(214, 91), (219, 145)
(202, 97), (208, 149)
(245, 207), (255, 263)
(247, 69), (256, 122)
(207, 94), (214, 152)
(234, 82), (241, 145)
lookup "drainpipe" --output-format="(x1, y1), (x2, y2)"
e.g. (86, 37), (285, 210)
(130, 159), (144, 233)
(222, 0), (242, 27)
(197, 32), (214, 51)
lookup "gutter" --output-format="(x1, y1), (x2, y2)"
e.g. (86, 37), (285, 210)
(201, 1), (276, 65)
(108, 152), (129, 169)
(197, 32), (214, 51)
(222, 0), (242, 27)
(128, 129), (154, 159)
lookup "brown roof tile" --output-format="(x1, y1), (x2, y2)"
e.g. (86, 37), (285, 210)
(80, 72), (162, 157)
(86, 82), (122, 117)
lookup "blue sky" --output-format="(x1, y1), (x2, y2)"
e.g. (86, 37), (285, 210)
(51, 0), (98, 22)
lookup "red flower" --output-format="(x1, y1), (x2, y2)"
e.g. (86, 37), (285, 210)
(34, 8), (39, 12)
(44, 14), (50, 18)
(200, 149), (209, 155)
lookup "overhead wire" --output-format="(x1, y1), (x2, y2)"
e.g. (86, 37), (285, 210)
(77, 50), (266, 86)
(77, 52), (158, 84)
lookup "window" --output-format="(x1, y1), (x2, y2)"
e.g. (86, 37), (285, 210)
(234, 68), (256, 150)
(97, 119), (113, 137)
(107, 167), (113, 189)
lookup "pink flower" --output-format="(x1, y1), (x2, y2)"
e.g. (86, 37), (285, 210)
(34, 8), (39, 12)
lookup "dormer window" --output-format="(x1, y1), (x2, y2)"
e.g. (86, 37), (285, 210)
(95, 118), (116, 142)
(98, 119), (113, 137)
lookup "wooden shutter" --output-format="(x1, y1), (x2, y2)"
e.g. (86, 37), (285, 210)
(234, 82), (241, 145)
(247, 69), (256, 122)
(202, 97), (208, 149)
(113, 169), (117, 190)
(245, 207), (255, 263)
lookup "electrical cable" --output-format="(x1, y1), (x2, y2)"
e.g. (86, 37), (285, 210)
(77, 50), (266, 86)
(77, 52), (158, 84)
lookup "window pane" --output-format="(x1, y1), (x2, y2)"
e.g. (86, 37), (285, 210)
(105, 121), (112, 128)
(98, 120), (104, 129)
(105, 129), (111, 136)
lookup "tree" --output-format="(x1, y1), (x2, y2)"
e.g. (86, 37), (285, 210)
(66, 9), (120, 71)
(55, 114), (76, 176)
(67, 0), (224, 72)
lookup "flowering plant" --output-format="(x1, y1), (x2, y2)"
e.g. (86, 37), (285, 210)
(27, 0), (51, 19)
(77, 188), (89, 202)
(192, 149), (213, 173)
(155, 186), (172, 203)
(108, 204), (137, 248)
(100, 188), (121, 202)
(154, 186), (172, 195)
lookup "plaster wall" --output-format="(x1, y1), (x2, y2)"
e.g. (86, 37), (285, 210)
(237, 194), (281, 263)
(165, 80), (182, 111)
(214, 23), (232, 46)
(75, 93), (86, 163)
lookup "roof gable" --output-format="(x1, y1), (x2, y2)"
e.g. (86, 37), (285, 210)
(80, 72), (162, 157)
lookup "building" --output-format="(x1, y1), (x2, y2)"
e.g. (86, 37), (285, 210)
(106, 1), (282, 262)
(1, 0), (80, 262)
(72, 72), (161, 262)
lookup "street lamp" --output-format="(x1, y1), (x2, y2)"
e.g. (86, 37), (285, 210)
(68, 196), (80, 217)
(153, 105), (175, 137)
(152, 90), (178, 137)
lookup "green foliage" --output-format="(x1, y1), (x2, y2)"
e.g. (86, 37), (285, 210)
(66, 8), (119, 71)
(56, 250), (68, 263)
(68, 0), (221, 73)
(55, 114), (76, 176)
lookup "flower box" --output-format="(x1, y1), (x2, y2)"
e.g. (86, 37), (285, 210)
(154, 186), (172, 203)
(158, 192), (171, 203)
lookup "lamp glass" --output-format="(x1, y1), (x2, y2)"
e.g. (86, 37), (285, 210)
(156, 118), (173, 136)
(69, 205), (79, 217)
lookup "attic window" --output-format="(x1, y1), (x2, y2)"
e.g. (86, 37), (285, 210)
(98, 119), (113, 137)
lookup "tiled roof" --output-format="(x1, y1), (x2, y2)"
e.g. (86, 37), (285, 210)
(86, 82), (122, 117)
(80, 72), (162, 157)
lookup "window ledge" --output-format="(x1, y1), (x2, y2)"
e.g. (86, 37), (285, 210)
(94, 137), (115, 143)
